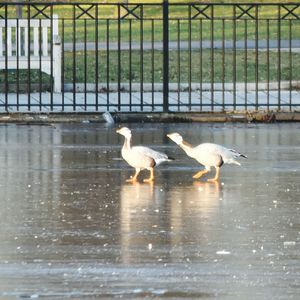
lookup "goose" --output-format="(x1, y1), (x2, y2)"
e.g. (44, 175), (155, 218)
(117, 127), (173, 182)
(167, 132), (247, 181)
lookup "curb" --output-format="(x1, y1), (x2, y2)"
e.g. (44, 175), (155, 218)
(0, 111), (299, 124)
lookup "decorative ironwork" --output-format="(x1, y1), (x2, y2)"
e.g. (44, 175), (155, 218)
(0, 4), (5, 19)
(191, 5), (211, 20)
(236, 5), (256, 20)
(120, 5), (141, 20)
(76, 5), (96, 20)
(0, 2), (299, 113)
(281, 5), (300, 20)
(31, 5), (51, 19)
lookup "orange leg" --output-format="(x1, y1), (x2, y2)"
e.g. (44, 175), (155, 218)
(208, 166), (220, 182)
(126, 168), (140, 183)
(192, 169), (209, 179)
(143, 168), (154, 182)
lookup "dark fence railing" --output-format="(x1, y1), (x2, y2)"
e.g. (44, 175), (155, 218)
(0, 2), (299, 113)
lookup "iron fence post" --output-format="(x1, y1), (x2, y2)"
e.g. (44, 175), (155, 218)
(163, 0), (169, 112)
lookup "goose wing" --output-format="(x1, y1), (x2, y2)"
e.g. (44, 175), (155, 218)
(132, 146), (172, 165)
(194, 143), (246, 166)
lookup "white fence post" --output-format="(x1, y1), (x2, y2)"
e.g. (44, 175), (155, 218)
(0, 14), (62, 93)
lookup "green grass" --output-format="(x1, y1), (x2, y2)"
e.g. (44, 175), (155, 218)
(5, 3), (300, 42)
(57, 6), (300, 43)
(2, 50), (298, 88)
(0, 70), (50, 84)
(58, 18), (300, 44)
(64, 50), (300, 83)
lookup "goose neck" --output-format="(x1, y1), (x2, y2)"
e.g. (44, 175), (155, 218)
(179, 140), (193, 153)
(123, 135), (132, 150)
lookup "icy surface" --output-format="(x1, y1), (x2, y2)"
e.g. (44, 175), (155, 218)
(0, 123), (299, 299)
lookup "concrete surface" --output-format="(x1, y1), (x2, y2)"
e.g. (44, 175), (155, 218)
(0, 90), (299, 115)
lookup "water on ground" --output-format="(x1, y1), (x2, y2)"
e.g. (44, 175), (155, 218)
(0, 122), (299, 299)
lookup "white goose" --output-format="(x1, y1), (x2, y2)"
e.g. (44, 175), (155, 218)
(167, 132), (247, 181)
(117, 127), (173, 182)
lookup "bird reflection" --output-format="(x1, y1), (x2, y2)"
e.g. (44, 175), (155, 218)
(192, 180), (221, 198)
(119, 180), (222, 264)
(168, 181), (222, 260)
(120, 182), (165, 263)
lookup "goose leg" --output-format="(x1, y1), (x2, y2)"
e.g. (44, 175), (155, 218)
(208, 166), (220, 182)
(126, 168), (140, 183)
(144, 168), (154, 182)
(192, 169), (209, 179)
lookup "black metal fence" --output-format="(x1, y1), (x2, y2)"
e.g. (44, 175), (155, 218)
(0, 2), (299, 113)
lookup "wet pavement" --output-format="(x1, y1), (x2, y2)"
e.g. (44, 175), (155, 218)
(0, 122), (299, 299)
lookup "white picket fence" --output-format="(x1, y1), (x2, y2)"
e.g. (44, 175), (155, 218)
(0, 15), (61, 92)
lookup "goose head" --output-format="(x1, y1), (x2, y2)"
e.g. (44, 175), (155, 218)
(116, 127), (132, 139)
(167, 132), (183, 145)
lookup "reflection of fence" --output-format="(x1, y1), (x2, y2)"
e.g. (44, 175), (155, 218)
(0, 2), (300, 112)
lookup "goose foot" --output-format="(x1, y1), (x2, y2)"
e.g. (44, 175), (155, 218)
(192, 169), (209, 179)
(143, 168), (154, 182)
(207, 178), (219, 182)
(126, 178), (138, 183)
(126, 168), (141, 183)
(143, 178), (154, 183)
(207, 167), (220, 182)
